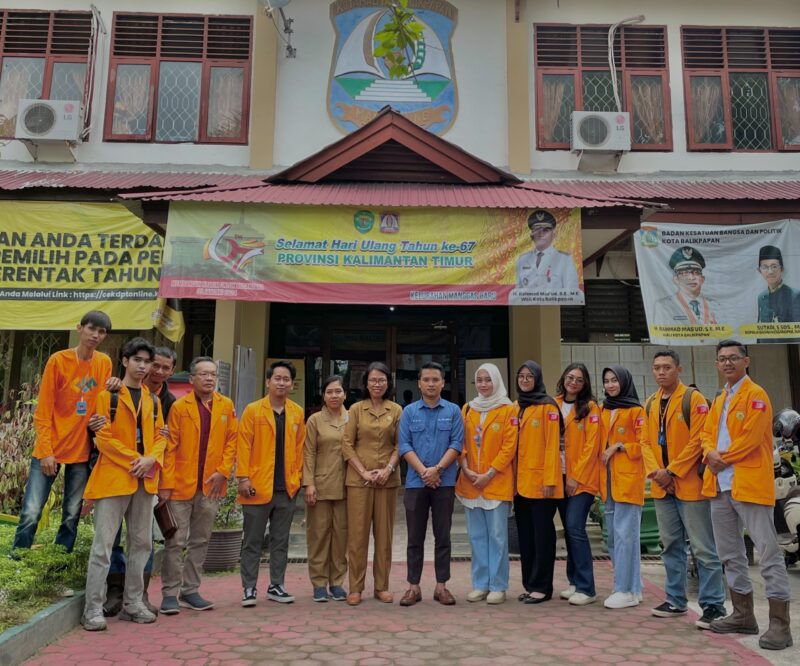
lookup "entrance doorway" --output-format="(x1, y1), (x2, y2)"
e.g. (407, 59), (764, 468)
(269, 303), (508, 415)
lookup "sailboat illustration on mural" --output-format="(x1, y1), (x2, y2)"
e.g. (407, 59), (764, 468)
(328, 1), (458, 135)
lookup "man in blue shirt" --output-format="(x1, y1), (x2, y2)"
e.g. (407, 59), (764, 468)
(398, 362), (464, 607)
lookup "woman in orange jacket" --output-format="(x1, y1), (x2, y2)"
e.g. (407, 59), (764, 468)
(556, 363), (601, 606)
(514, 361), (563, 604)
(598, 365), (646, 610)
(457, 363), (517, 605)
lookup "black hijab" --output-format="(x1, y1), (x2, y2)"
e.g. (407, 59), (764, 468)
(601, 365), (641, 410)
(517, 361), (564, 434)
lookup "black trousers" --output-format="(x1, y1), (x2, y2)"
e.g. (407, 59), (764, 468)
(514, 495), (558, 595)
(404, 486), (455, 585)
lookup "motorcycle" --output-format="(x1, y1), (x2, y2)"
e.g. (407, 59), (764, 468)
(772, 408), (800, 567)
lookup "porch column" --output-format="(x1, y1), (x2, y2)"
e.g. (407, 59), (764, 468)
(509, 306), (562, 398)
(506, 0), (531, 174)
(249, 3), (279, 169)
(213, 301), (271, 398)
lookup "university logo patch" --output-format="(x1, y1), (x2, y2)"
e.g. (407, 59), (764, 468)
(751, 400), (766, 412)
(548, 412), (559, 421)
(328, 0), (458, 135)
(696, 404), (709, 414)
(589, 414), (599, 424)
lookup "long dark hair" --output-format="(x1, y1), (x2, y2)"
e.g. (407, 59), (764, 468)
(363, 361), (393, 400)
(555, 363), (595, 422)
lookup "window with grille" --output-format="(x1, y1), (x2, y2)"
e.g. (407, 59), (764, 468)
(105, 13), (252, 144)
(534, 24), (672, 151)
(0, 10), (92, 137)
(682, 26), (800, 151)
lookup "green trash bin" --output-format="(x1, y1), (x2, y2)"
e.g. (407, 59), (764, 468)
(595, 480), (662, 554)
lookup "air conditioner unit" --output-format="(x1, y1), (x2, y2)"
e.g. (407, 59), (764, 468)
(570, 111), (630, 152)
(15, 99), (82, 142)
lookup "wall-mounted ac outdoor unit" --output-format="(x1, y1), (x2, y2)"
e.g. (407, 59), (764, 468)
(14, 99), (82, 142)
(570, 111), (630, 152)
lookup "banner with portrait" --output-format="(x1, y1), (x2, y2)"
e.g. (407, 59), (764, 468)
(160, 203), (585, 306)
(635, 220), (800, 345)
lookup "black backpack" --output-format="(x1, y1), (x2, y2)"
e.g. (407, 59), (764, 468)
(644, 387), (706, 478)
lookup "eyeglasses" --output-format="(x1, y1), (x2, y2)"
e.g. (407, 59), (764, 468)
(716, 355), (744, 364)
(564, 375), (585, 384)
(676, 269), (702, 278)
(759, 264), (782, 273)
(368, 378), (388, 385)
(517, 373), (535, 381)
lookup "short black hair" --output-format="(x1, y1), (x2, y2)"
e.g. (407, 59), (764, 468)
(418, 361), (445, 380)
(121, 337), (154, 361)
(153, 346), (177, 367)
(322, 375), (344, 393)
(716, 339), (748, 357)
(267, 360), (296, 380)
(653, 349), (681, 366)
(363, 361), (393, 400)
(80, 310), (112, 332)
(189, 356), (215, 375)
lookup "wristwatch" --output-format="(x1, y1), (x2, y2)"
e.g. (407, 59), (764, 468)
(387, 463), (395, 473)
(435, 464), (445, 474)
(486, 468), (496, 478)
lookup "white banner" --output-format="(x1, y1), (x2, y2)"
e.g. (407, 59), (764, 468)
(635, 220), (800, 346)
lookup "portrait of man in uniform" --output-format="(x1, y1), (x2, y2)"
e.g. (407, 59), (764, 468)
(515, 209), (579, 291)
(652, 246), (718, 326)
(755, 245), (800, 342)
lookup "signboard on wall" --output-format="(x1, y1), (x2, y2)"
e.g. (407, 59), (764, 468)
(635, 220), (800, 345)
(161, 204), (584, 307)
(0, 201), (182, 339)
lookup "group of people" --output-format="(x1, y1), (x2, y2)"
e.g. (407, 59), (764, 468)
(10, 310), (794, 652)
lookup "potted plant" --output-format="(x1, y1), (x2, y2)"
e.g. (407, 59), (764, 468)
(203, 477), (244, 572)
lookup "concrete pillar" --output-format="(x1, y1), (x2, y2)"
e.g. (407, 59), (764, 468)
(506, 0), (531, 174)
(249, 3), (279, 170)
(509, 305), (562, 398)
(212, 300), (271, 399)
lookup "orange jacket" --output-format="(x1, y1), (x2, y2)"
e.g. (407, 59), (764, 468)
(83, 385), (166, 500)
(597, 406), (646, 505)
(515, 401), (563, 500)
(640, 383), (708, 501)
(162, 391), (238, 501)
(700, 376), (774, 506)
(236, 398), (305, 505)
(456, 403), (517, 501)
(33, 349), (112, 463)
(557, 398), (602, 496)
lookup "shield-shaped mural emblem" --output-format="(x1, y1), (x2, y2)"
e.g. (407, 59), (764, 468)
(328, 0), (458, 135)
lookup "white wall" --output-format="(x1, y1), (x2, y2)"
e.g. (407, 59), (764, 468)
(0, 0), (257, 167)
(272, 0), (509, 168)
(526, 0), (800, 174)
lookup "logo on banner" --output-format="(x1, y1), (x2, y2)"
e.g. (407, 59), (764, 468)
(380, 212), (400, 234)
(353, 210), (375, 234)
(328, 0), (458, 135)
(203, 224), (266, 275)
(639, 227), (659, 248)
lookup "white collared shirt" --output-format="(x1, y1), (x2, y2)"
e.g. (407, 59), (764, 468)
(716, 375), (747, 492)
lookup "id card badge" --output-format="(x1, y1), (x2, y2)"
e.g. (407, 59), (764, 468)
(136, 427), (142, 445)
(658, 430), (667, 448)
(76, 399), (87, 416)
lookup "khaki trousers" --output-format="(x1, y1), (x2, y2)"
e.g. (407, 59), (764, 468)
(161, 491), (219, 598)
(306, 498), (347, 588)
(347, 485), (397, 593)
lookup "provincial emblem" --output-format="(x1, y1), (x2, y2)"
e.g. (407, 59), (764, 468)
(328, 0), (458, 135)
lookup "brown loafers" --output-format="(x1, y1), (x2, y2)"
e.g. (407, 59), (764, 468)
(373, 590), (394, 604)
(399, 589), (422, 607)
(433, 587), (456, 605)
(346, 592), (362, 606)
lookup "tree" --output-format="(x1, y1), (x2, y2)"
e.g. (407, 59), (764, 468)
(373, 0), (424, 80)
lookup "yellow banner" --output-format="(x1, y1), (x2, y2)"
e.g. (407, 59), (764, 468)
(162, 204), (584, 306)
(0, 201), (173, 333)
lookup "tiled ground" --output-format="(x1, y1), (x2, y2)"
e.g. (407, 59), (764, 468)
(27, 560), (768, 666)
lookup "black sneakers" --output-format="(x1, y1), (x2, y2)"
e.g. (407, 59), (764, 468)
(651, 602), (688, 618)
(241, 588), (257, 607)
(267, 584), (295, 604)
(695, 605), (727, 630)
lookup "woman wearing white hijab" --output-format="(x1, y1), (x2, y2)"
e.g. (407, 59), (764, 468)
(456, 363), (518, 604)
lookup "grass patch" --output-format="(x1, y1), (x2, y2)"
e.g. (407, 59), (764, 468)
(0, 522), (93, 634)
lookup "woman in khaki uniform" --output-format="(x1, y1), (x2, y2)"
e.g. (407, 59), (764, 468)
(303, 376), (349, 602)
(341, 361), (402, 606)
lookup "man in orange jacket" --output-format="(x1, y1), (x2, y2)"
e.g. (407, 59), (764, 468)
(237, 361), (306, 606)
(13, 311), (113, 554)
(81, 337), (166, 632)
(158, 356), (238, 614)
(641, 350), (726, 628)
(701, 340), (792, 651)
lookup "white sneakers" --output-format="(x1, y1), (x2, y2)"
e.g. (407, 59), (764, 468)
(486, 591), (506, 605)
(604, 591), (640, 609)
(568, 592), (597, 606)
(467, 589), (489, 602)
(559, 585), (576, 600)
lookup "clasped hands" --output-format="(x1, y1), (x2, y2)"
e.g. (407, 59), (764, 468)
(361, 465), (393, 487)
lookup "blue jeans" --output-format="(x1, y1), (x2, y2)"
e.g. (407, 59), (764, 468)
(605, 476), (642, 595)
(109, 525), (155, 574)
(464, 502), (510, 592)
(557, 492), (596, 596)
(13, 457), (89, 552)
(655, 495), (726, 610)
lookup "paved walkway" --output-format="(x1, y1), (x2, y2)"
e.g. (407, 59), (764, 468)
(28, 560), (772, 666)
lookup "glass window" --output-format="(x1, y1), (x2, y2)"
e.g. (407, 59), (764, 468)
(730, 72), (771, 150)
(112, 64), (151, 136)
(50, 62), (87, 101)
(776, 76), (800, 148)
(581, 71), (620, 112)
(0, 57), (45, 135)
(155, 61), (202, 142)
(689, 75), (727, 144)
(207, 66), (244, 138)
(539, 73), (574, 145)
(630, 74), (666, 145)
